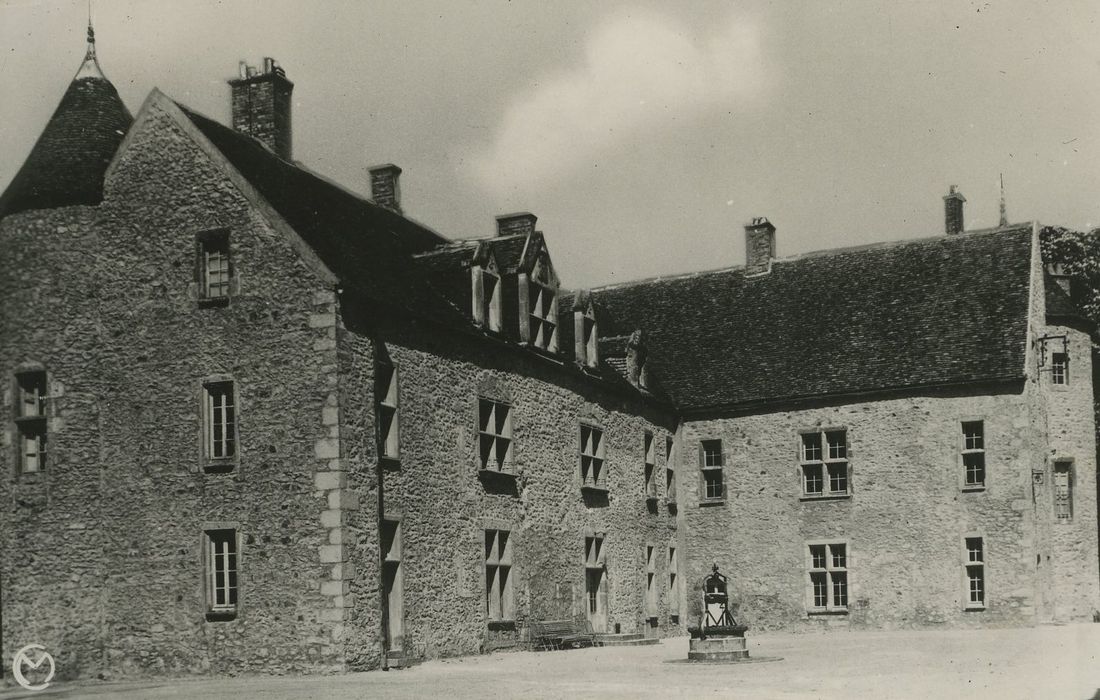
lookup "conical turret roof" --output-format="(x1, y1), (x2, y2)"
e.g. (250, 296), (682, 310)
(0, 24), (132, 218)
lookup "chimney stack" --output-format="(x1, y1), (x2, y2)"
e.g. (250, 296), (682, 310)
(944, 185), (966, 235)
(744, 217), (776, 276)
(368, 164), (403, 213)
(496, 212), (537, 238)
(229, 58), (294, 160)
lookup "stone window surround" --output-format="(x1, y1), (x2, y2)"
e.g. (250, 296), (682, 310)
(376, 360), (400, 465)
(1050, 351), (1069, 387)
(12, 366), (48, 480)
(644, 542), (658, 618)
(200, 374), (239, 474)
(574, 303), (599, 369)
(201, 522), (241, 622)
(798, 427), (850, 501)
(643, 430), (657, 501)
(962, 533), (986, 611)
(484, 527), (515, 626)
(665, 435), (677, 505)
(196, 227), (233, 308)
(579, 421), (607, 492)
(667, 544), (680, 619)
(805, 538), (849, 615)
(959, 417), (987, 492)
(1053, 459), (1074, 522)
(478, 397), (514, 473)
(698, 438), (726, 504)
(471, 262), (502, 333)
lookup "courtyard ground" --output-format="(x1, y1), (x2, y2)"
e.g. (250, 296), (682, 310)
(3, 623), (1099, 699)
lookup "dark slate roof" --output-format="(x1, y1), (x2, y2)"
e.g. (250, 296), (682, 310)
(592, 227), (1035, 411)
(0, 76), (132, 217)
(180, 105), (461, 320)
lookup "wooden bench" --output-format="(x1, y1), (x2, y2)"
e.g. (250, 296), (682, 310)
(530, 619), (599, 650)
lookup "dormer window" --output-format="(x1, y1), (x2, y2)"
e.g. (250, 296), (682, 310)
(529, 277), (558, 352)
(574, 299), (598, 368)
(472, 260), (502, 333)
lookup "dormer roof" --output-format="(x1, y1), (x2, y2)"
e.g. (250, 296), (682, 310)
(0, 26), (132, 217)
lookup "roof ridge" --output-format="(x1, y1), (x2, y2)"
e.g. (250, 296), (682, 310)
(591, 224), (1036, 293)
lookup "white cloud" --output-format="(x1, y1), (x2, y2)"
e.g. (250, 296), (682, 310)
(473, 11), (767, 192)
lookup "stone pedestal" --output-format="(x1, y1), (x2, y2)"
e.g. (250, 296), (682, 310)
(688, 635), (749, 662)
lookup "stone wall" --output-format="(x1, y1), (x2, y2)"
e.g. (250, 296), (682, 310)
(679, 385), (1056, 630)
(338, 310), (680, 666)
(2, 101), (341, 680)
(1038, 322), (1100, 621)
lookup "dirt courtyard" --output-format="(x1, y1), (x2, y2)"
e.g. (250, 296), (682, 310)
(3, 623), (1099, 699)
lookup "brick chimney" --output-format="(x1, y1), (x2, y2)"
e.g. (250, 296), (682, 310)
(744, 217), (776, 276)
(496, 212), (537, 237)
(944, 185), (966, 235)
(229, 58), (293, 160)
(368, 164), (403, 213)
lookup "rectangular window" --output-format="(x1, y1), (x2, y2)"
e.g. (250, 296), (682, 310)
(668, 545), (679, 617)
(199, 230), (231, 302)
(965, 537), (985, 608)
(1051, 352), (1068, 385)
(580, 424), (606, 490)
(378, 363), (399, 460)
(485, 529), (514, 621)
(204, 528), (239, 619)
(645, 544), (657, 616)
(203, 381), (236, 466)
(665, 437), (677, 504)
(478, 399), (513, 472)
(644, 431), (657, 499)
(801, 430), (848, 497)
(581, 309), (598, 368)
(808, 542), (848, 612)
(14, 370), (47, 475)
(529, 281), (558, 352)
(1053, 462), (1073, 521)
(961, 421), (985, 488)
(700, 439), (725, 501)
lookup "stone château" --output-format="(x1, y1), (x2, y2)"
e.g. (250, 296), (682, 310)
(2, 32), (1096, 680)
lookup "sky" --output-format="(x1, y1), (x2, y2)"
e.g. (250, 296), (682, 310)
(1, 0), (1097, 288)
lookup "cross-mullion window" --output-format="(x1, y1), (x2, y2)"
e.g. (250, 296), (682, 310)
(478, 399), (513, 472)
(801, 430), (848, 497)
(962, 421), (985, 488)
(580, 424), (606, 490)
(965, 537), (985, 608)
(204, 529), (239, 619)
(808, 542), (848, 612)
(485, 529), (514, 621)
(529, 281), (558, 352)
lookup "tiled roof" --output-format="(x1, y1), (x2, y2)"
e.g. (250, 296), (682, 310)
(592, 227), (1035, 411)
(0, 76), (132, 217)
(180, 105), (462, 321)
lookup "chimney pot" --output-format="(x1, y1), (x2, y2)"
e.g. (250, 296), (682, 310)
(228, 58), (294, 160)
(943, 185), (966, 235)
(495, 212), (537, 238)
(744, 217), (776, 276)
(368, 164), (403, 213)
